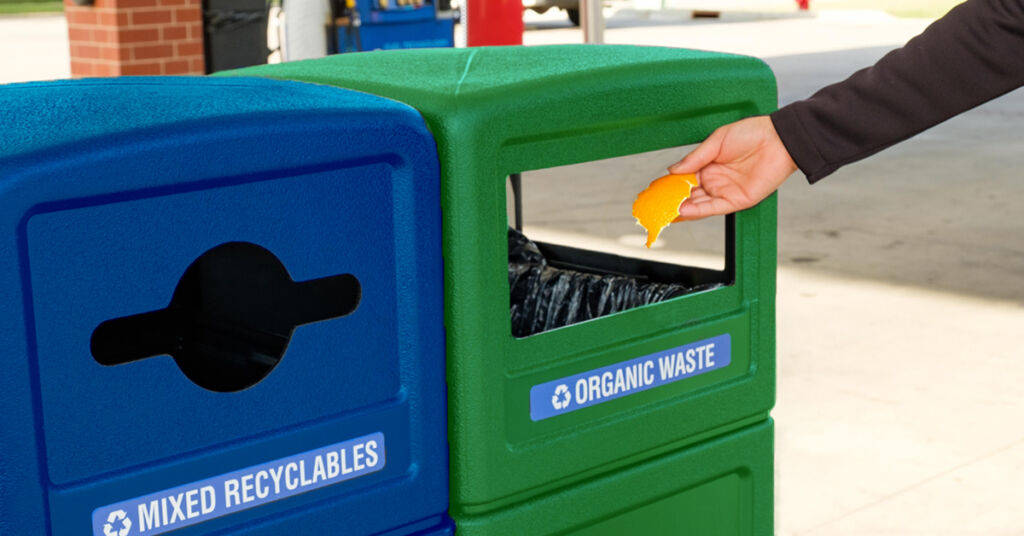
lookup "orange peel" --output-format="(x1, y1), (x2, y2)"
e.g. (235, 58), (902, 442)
(631, 173), (699, 248)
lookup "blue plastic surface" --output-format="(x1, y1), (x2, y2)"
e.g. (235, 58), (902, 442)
(352, 19), (455, 51)
(340, 2), (453, 52)
(0, 77), (448, 535)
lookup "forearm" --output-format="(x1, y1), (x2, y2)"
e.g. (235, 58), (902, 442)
(771, 0), (1024, 183)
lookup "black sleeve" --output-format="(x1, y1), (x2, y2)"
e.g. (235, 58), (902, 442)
(770, 0), (1024, 183)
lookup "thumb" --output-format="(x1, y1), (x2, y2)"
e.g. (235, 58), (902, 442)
(668, 129), (723, 174)
(676, 196), (736, 221)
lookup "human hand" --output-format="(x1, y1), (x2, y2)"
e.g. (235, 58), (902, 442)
(669, 116), (798, 221)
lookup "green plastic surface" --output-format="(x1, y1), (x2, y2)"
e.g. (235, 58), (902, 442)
(456, 420), (774, 536)
(222, 44), (778, 529)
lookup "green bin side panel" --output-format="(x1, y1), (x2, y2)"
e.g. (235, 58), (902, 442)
(456, 419), (774, 536)
(221, 45), (778, 515)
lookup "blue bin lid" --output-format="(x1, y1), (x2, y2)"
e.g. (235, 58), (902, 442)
(0, 77), (411, 164)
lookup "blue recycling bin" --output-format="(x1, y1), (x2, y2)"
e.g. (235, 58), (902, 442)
(0, 77), (448, 535)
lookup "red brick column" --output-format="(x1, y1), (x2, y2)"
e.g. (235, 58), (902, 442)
(64, 0), (205, 77)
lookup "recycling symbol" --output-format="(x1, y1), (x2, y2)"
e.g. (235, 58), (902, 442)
(551, 384), (572, 410)
(103, 509), (132, 536)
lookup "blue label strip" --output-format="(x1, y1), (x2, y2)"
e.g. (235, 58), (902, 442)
(530, 334), (731, 421)
(92, 432), (386, 536)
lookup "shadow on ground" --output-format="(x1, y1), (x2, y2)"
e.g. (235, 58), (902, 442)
(525, 11), (774, 31)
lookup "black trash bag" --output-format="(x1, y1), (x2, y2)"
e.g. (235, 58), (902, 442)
(509, 228), (711, 338)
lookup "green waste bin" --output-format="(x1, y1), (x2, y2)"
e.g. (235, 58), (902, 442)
(222, 45), (777, 534)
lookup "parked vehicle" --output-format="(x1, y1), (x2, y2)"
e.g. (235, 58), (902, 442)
(523, 0), (580, 25)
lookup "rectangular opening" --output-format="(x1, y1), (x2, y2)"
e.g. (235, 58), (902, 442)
(507, 145), (734, 338)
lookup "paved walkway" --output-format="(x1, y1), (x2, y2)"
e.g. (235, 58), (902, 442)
(0, 14), (69, 84)
(4, 8), (1024, 534)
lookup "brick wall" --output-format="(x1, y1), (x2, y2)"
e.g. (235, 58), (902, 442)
(64, 0), (205, 77)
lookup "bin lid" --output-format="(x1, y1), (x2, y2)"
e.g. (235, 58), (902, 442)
(221, 44), (766, 106)
(0, 76), (414, 168)
(219, 45), (776, 167)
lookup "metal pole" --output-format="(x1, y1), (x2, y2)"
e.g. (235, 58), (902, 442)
(581, 0), (603, 44)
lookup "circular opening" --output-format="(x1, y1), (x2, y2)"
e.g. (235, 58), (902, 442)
(91, 242), (361, 392)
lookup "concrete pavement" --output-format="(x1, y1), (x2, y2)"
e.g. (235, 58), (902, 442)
(4, 7), (1024, 534)
(0, 14), (69, 84)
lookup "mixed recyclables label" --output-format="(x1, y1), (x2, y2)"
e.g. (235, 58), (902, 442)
(92, 432), (385, 536)
(530, 334), (731, 421)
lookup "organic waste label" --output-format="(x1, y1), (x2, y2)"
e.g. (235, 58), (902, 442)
(92, 432), (385, 536)
(530, 335), (730, 421)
